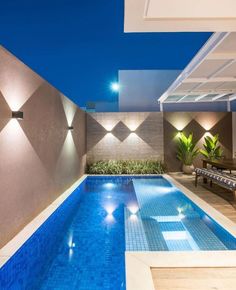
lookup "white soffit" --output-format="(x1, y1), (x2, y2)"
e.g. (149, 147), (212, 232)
(124, 0), (236, 32)
(159, 32), (236, 104)
(145, 0), (236, 19)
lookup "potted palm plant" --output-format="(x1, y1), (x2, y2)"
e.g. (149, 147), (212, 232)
(177, 132), (199, 174)
(200, 134), (223, 160)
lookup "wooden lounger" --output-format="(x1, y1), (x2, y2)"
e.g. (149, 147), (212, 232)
(195, 168), (236, 202)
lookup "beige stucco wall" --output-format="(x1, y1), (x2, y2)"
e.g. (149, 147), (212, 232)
(0, 46), (86, 247)
(86, 112), (164, 163)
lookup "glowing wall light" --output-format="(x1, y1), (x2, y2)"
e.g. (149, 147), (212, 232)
(61, 95), (77, 127)
(204, 131), (212, 137)
(67, 126), (74, 131)
(195, 114), (221, 131)
(122, 113), (149, 131)
(101, 121), (119, 132)
(124, 121), (140, 132)
(176, 130), (183, 138)
(129, 132), (137, 137)
(166, 113), (193, 132)
(173, 121), (187, 131)
(12, 111), (24, 120)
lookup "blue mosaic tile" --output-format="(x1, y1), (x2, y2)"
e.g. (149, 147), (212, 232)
(1, 175), (236, 290)
(0, 180), (87, 290)
(126, 178), (236, 252)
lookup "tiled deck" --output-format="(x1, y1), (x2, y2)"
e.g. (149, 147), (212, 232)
(152, 172), (236, 290)
(152, 267), (236, 290)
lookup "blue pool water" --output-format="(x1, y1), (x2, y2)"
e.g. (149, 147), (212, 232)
(1, 176), (236, 290)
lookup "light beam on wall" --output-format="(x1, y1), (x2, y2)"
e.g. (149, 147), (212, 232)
(176, 130), (183, 138)
(129, 132), (137, 137)
(125, 123), (138, 132)
(122, 113), (149, 132)
(203, 131), (212, 137)
(195, 113), (226, 131)
(165, 113), (193, 131)
(102, 122), (119, 132)
(61, 95), (77, 127)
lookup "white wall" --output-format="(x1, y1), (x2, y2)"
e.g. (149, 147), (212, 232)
(119, 70), (181, 112)
(233, 112), (236, 158)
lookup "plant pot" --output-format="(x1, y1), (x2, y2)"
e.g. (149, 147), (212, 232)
(182, 164), (194, 175)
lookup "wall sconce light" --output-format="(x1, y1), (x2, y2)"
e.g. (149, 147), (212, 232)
(176, 130), (183, 137)
(12, 111), (24, 120)
(204, 131), (211, 137)
(68, 126), (74, 131)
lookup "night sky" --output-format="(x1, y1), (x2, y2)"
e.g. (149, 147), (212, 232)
(0, 0), (212, 107)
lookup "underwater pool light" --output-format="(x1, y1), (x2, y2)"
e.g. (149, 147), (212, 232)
(104, 182), (115, 189)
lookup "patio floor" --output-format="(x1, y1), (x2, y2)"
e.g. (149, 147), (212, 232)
(151, 172), (236, 290)
(152, 267), (236, 290)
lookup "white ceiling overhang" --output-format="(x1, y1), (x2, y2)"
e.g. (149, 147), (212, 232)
(158, 32), (236, 106)
(125, 0), (236, 32)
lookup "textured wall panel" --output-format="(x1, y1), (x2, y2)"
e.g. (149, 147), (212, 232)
(163, 112), (233, 171)
(0, 46), (86, 247)
(86, 112), (164, 163)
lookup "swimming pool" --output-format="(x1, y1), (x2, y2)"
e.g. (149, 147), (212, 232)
(1, 175), (236, 290)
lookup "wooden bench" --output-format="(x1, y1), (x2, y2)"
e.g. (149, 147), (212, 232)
(195, 168), (236, 202)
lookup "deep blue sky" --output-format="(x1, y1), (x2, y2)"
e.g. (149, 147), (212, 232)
(0, 0), (211, 107)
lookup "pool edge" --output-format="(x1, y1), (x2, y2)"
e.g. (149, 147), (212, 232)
(126, 173), (236, 290)
(163, 174), (236, 238)
(125, 250), (236, 290)
(0, 174), (88, 268)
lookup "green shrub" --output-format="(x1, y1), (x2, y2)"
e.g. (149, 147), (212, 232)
(200, 134), (223, 160)
(87, 160), (166, 175)
(177, 132), (199, 165)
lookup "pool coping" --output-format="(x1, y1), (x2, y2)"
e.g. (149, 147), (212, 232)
(125, 174), (236, 290)
(0, 174), (87, 268)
